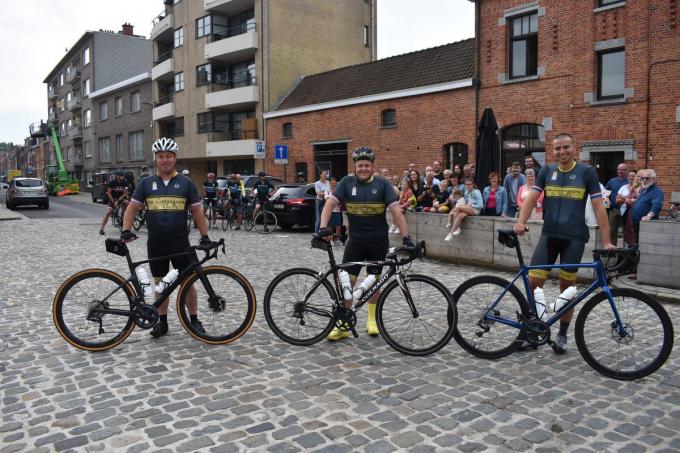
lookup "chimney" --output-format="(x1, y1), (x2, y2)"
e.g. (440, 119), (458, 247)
(121, 23), (134, 36)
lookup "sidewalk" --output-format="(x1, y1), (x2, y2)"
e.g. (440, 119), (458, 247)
(612, 275), (680, 304)
(0, 204), (23, 221)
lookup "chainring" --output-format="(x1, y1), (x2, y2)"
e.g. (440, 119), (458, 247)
(524, 318), (551, 346)
(134, 304), (159, 329)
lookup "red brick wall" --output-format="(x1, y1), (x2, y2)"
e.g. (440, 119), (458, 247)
(265, 87), (476, 181)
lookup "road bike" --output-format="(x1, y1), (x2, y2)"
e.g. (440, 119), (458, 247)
(204, 198), (219, 230)
(221, 199), (242, 231)
(451, 229), (674, 380)
(53, 238), (256, 352)
(110, 199), (128, 231)
(241, 200), (255, 231)
(132, 206), (146, 231)
(253, 201), (278, 234)
(661, 197), (680, 221)
(264, 235), (456, 356)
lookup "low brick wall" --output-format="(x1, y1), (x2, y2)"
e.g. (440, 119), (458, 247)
(637, 221), (680, 289)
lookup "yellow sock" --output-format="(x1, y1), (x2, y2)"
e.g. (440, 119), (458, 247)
(366, 304), (379, 335)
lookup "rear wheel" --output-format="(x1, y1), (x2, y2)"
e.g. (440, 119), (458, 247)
(254, 210), (277, 234)
(133, 210), (145, 231)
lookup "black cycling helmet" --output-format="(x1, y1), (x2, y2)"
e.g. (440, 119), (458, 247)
(352, 146), (375, 163)
(115, 170), (125, 177)
(258, 171), (266, 177)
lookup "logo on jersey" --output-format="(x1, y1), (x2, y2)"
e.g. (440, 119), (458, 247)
(174, 183), (180, 188)
(351, 187), (357, 196)
(569, 175), (576, 180)
(152, 181), (158, 191)
(146, 196), (187, 212)
(551, 171), (558, 181)
(372, 188), (378, 194)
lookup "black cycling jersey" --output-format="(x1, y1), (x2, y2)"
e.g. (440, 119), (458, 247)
(203, 180), (219, 199)
(254, 180), (274, 201)
(107, 178), (129, 203)
(227, 181), (243, 200)
(330, 175), (398, 240)
(131, 172), (201, 239)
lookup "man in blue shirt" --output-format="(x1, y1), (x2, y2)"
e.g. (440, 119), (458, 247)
(631, 169), (664, 241)
(503, 161), (526, 217)
(604, 163), (629, 246)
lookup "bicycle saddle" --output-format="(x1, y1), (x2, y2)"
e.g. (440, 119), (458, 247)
(497, 229), (518, 249)
(105, 238), (128, 256)
(310, 234), (330, 251)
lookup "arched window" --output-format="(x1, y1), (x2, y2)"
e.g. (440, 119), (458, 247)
(282, 122), (293, 138)
(501, 124), (545, 173)
(381, 109), (396, 127)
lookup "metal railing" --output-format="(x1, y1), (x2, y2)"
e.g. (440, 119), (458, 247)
(152, 9), (169, 26)
(66, 69), (81, 83)
(211, 72), (256, 91)
(154, 92), (175, 107)
(154, 49), (173, 65)
(201, 128), (258, 141)
(209, 22), (256, 42)
(67, 97), (82, 111)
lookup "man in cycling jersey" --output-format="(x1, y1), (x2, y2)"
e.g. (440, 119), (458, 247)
(121, 137), (211, 338)
(514, 133), (615, 353)
(318, 146), (414, 341)
(203, 172), (219, 220)
(226, 173), (246, 229)
(253, 171), (275, 219)
(99, 170), (130, 235)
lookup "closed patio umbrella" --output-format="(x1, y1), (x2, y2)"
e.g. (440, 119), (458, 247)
(474, 107), (501, 186)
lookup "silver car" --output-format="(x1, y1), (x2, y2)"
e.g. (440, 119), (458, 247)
(5, 178), (49, 210)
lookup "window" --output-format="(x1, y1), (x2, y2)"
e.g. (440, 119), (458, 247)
(60, 122), (66, 136)
(509, 13), (538, 78)
(598, 0), (624, 6)
(67, 119), (74, 129)
(129, 131), (144, 161)
(83, 78), (91, 96)
(174, 27), (184, 48)
(84, 109), (92, 127)
(98, 137), (111, 162)
(115, 96), (123, 117)
(282, 122), (293, 138)
(227, 10), (254, 37)
(83, 47), (90, 65)
(65, 146), (72, 161)
(197, 64), (212, 86)
(115, 134), (123, 162)
(197, 15), (212, 38)
(381, 109), (396, 127)
(99, 101), (108, 121)
(363, 26), (369, 47)
(61, 97), (65, 112)
(175, 117), (185, 136)
(597, 48), (625, 100)
(59, 73), (64, 86)
(84, 141), (92, 158)
(130, 91), (141, 112)
(66, 92), (72, 102)
(174, 72), (184, 92)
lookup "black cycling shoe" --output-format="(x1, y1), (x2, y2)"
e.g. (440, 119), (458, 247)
(235, 225), (241, 231)
(191, 319), (206, 334)
(150, 323), (168, 338)
(99, 229), (105, 235)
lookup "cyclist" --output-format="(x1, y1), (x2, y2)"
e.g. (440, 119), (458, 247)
(226, 173), (246, 229)
(318, 146), (414, 340)
(203, 172), (219, 222)
(99, 170), (130, 235)
(121, 137), (211, 338)
(139, 166), (151, 181)
(514, 133), (615, 353)
(252, 171), (275, 221)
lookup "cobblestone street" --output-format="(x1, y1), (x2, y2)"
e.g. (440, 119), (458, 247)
(1, 217), (679, 452)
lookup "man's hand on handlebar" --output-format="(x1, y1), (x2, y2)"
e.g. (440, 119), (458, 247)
(198, 235), (212, 248)
(121, 229), (137, 243)
(513, 223), (528, 235)
(318, 227), (333, 241)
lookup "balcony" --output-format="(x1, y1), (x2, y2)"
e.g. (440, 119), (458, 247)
(206, 86), (258, 110)
(67, 97), (82, 112)
(48, 111), (58, 123)
(66, 69), (81, 84)
(206, 138), (259, 158)
(152, 54), (174, 81)
(204, 0), (254, 15)
(153, 94), (174, 121)
(67, 125), (82, 140)
(204, 25), (257, 62)
(48, 88), (59, 101)
(151, 10), (174, 41)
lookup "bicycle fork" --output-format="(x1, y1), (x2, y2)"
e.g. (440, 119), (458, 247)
(396, 273), (419, 319)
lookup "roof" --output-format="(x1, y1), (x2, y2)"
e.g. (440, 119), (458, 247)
(274, 38), (475, 111)
(89, 72), (150, 98)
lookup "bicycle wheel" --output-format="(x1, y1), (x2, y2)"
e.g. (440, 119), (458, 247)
(133, 211), (144, 231)
(53, 269), (136, 352)
(244, 214), (254, 231)
(264, 268), (337, 346)
(377, 274), (456, 356)
(221, 210), (230, 231)
(176, 266), (256, 345)
(452, 275), (530, 359)
(575, 288), (674, 380)
(254, 210), (277, 234)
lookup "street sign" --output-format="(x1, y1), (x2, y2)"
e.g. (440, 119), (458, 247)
(274, 144), (288, 164)
(254, 141), (265, 160)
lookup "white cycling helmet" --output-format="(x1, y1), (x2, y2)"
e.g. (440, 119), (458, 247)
(152, 137), (178, 154)
(181, 169), (190, 176)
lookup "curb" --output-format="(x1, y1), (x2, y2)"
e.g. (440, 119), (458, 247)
(611, 279), (680, 304)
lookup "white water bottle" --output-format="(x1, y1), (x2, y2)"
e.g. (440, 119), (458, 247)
(533, 287), (547, 320)
(155, 269), (179, 294)
(353, 274), (377, 302)
(135, 267), (154, 299)
(552, 286), (578, 312)
(339, 271), (353, 303)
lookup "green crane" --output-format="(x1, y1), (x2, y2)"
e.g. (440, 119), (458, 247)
(30, 121), (80, 195)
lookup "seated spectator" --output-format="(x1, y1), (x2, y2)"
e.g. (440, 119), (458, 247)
(448, 173), (465, 195)
(517, 168), (544, 220)
(418, 172), (440, 211)
(432, 179), (451, 213)
(407, 170), (423, 205)
(445, 188), (466, 229)
(482, 171), (508, 217)
(399, 179), (417, 212)
(445, 178), (482, 240)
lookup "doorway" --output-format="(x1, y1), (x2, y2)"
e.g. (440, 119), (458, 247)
(591, 151), (624, 184)
(313, 142), (348, 180)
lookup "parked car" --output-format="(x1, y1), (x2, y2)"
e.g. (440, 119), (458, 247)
(0, 181), (9, 190)
(5, 177), (49, 210)
(269, 183), (317, 230)
(240, 175), (284, 197)
(91, 171), (135, 203)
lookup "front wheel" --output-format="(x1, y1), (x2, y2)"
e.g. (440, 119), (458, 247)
(176, 266), (257, 345)
(377, 274), (456, 356)
(264, 268), (337, 346)
(254, 210), (277, 234)
(52, 269), (136, 351)
(451, 275), (530, 359)
(575, 288), (674, 380)
(133, 211), (145, 231)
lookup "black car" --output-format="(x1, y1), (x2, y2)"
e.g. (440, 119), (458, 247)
(269, 184), (317, 230)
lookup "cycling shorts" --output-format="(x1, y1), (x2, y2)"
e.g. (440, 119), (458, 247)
(203, 197), (218, 208)
(342, 237), (389, 277)
(106, 196), (128, 208)
(147, 236), (197, 279)
(528, 234), (586, 282)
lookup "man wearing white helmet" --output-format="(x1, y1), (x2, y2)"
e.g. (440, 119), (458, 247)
(122, 137), (210, 338)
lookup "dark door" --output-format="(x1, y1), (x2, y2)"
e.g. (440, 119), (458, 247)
(313, 143), (348, 180)
(591, 152), (624, 184)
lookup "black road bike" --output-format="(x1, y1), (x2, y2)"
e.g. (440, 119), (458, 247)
(264, 236), (456, 356)
(53, 238), (256, 351)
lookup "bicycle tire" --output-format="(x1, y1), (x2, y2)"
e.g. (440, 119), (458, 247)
(53, 269), (137, 352)
(133, 211), (144, 231)
(221, 211), (229, 231)
(575, 287), (674, 380)
(244, 214), (254, 231)
(264, 268), (337, 346)
(176, 266), (257, 345)
(376, 274), (456, 356)
(254, 210), (277, 234)
(452, 275), (530, 359)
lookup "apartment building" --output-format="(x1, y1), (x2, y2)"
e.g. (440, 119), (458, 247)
(43, 24), (152, 187)
(150, 0), (377, 178)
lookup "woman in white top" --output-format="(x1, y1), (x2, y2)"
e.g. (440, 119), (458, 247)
(314, 170), (330, 233)
(325, 177), (344, 245)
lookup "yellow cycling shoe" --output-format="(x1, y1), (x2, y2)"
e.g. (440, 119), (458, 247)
(327, 324), (351, 341)
(366, 304), (380, 336)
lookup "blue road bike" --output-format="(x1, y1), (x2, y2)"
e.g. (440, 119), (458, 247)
(451, 229), (673, 380)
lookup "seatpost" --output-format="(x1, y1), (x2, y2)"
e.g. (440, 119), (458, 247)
(514, 233), (526, 268)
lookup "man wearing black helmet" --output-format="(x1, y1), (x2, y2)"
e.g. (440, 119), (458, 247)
(99, 170), (130, 235)
(318, 146), (413, 341)
(252, 171), (275, 225)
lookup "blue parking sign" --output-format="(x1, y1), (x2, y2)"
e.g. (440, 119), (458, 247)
(254, 141), (265, 159)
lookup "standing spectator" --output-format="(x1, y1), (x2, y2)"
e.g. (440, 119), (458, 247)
(445, 178), (483, 239)
(616, 169), (638, 246)
(443, 169), (452, 181)
(296, 172), (306, 183)
(604, 163), (629, 246)
(381, 168), (390, 178)
(432, 160), (445, 181)
(503, 161), (526, 217)
(326, 177), (343, 246)
(482, 171), (508, 217)
(631, 168), (664, 245)
(517, 168), (544, 220)
(525, 156), (541, 173)
(314, 170), (330, 233)
(390, 175), (401, 194)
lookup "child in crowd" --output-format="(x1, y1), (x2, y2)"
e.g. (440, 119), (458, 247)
(445, 178), (483, 240)
(432, 179), (451, 213)
(445, 188), (466, 228)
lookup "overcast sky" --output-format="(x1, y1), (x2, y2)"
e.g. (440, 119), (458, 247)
(0, 0), (474, 144)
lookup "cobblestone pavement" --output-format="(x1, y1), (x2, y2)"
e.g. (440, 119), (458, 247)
(1, 218), (679, 453)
